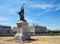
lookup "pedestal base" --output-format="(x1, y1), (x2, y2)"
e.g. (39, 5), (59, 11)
(14, 33), (30, 40)
(14, 21), (31, 40)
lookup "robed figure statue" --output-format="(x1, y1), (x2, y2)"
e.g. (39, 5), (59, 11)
(18, 4), (26, 22)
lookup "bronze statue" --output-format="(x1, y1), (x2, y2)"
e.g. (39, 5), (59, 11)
(18, 4), (26, 22)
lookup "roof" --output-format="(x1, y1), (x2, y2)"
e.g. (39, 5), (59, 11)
(0, 24), (11, 27)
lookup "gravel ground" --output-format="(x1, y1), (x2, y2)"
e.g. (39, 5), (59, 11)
(0, 36), (60, 44)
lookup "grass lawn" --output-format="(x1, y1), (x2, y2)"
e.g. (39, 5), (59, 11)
(0, 36), (60, 44)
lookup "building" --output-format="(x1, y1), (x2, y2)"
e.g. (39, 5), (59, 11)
(12, 24), (47, 35)
(0, 24), (47, 35)
(28, 25), (47, 35)
(0, 25), (11, 35)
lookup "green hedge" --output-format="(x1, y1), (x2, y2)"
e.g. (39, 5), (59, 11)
(48, 30), (60, 33)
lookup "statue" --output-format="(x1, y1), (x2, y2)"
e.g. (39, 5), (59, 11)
(18, 4), (26, 22)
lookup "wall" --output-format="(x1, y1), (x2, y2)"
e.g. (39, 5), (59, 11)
(0, 25), (11, 35)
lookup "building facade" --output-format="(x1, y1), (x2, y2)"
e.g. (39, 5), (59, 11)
(13, 25), (47, 35)
(28, 25), (47, 35)
(0, 25), (11, 35)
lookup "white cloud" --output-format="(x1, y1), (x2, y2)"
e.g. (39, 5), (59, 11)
(0, 17), (10, 21)
(0, 16), (17, 27)
(25, 17), (36, 25)
(0, 5), (18, 17)
(30, 4), (53, 9)
(55, 7), (60, 10)
(19, 0), (26, 4)
(25, 17), (33, 23)
(27, 2), (60, 10)
(47, 25), (60, 30)
(36, 9), (51, 16)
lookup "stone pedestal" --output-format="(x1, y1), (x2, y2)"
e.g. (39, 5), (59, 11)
(14, 21), (30, 40)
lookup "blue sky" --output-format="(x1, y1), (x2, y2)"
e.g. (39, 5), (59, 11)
(0, 0), (60, 30)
